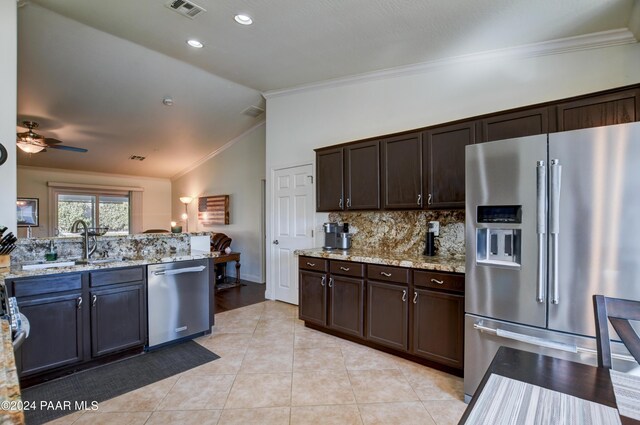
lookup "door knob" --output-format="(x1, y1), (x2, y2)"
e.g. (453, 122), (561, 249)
(273, 240), (279, 245)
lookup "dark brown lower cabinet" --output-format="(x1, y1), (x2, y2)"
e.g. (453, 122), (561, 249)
(17, 292), (84, 376)
(90, 283), (146, 357)
(366, 280), (409, 351)
(328, 275), (364, 337)
(299, 270), (327, 326)
(412, 288), (464, 368)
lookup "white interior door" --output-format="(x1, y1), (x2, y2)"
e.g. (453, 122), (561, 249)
(271, 164), (314, 304)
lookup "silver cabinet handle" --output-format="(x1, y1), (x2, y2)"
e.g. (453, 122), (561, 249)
(273, 240), (279, 245)
(339, 266), (350, 271)
(402, 289), (407, 302)
(430, 278), (444, 285)
(412, 292), (418, 304)
(417, 194), (422, 205)
(321, 276), (326, 287)
(339, 198), (343, 209)
(329, 277), (334, 288)
(549, 159), (562, 304)
(306, 262), (316, 267)
(92, 294), (97, 307)
(346, 198), (351, 208)
(427, 194), (432, 205)
(77, 296), (83, 309)
(380, 272), (392, 277)
(536, 160), (547, 303)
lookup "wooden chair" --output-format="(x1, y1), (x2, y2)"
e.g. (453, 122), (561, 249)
(593, 294), (640, 368)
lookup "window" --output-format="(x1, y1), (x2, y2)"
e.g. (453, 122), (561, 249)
(56, 191), (130, 235)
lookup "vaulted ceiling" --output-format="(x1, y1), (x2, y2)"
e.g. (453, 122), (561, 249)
(16, 0), (639, 177)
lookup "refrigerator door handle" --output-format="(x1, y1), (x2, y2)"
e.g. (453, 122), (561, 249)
(549, 159), (562, 304)
(536, 160), (546, 303)
(473, 323), (577, 353)
(575, 346), (637, 362)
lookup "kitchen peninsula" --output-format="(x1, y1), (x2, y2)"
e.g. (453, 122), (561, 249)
(0, 232), (219, 389)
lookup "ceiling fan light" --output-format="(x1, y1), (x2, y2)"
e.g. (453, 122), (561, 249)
(17, 142), (46, 153)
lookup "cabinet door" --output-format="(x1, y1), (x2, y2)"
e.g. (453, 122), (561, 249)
(299, 270), (327, 326)
(91, 283), (146, 357)
(345, 140), (380, 210)
(316, 148), (344, 212)
(412, 288), (464, 369)
(17, 292), (84, 376)
(481, 107), (550, 142)
(328, 275), (364, 337)
(381, 133), (422, 209)
(423, 121), (476, 209)
(366, 281), (408, 351)
(556, 89), (639, 132)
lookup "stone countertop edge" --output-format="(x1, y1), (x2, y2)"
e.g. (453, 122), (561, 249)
(0, 250), (220, 281)
(0, 319), (25, 425)
(294, 248), (466, 274)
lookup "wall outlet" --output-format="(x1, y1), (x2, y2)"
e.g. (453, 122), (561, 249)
(428, 221), (440, 237)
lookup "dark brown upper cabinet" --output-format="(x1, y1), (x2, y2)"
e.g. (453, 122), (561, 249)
(480, 107), (552, 143)
(556, 88), (640, 132)
(381, 133), (423, 209)
(423, 121), (476, 209)
(344, 140), (380, 210)
(316, 147), (344, 212)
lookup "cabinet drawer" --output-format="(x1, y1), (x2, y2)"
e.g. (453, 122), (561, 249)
(414, 270), (464, 293)
(90, 267), (144, 287)
(330, 261), (364, 277)
(367, 264), (410, 284)
(299, 257), (328, 272)
(10, 273), (83, 298)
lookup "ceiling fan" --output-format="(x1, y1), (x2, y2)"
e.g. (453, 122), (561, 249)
(16, 121), (88, 154)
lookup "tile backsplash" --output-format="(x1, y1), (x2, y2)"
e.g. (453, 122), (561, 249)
(328, 210), (465, 257)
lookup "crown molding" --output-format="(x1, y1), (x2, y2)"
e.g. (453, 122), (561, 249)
(263, 28), (637, 99)
(171, 120), (265, 181)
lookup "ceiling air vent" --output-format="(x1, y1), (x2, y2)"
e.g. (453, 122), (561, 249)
(165, 0), (206, 19)
(242, 105), (265, 118)
(129, 155), (146, 161)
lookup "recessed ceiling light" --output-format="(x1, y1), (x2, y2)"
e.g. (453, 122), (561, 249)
(234, 14), (253, 25)
(186, 39), (204, 48)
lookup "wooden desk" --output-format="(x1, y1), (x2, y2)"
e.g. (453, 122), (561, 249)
(460, 346), (640, 425)
(212, 252), (241, 284)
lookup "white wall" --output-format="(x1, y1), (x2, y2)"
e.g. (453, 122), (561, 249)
(0, 1), (17, 234)
(264, 43), (640, 299)
(17, 166), (172, 238)
(171, 123), (266, 283)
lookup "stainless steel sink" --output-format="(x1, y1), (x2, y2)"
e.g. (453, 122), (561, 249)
(76, 257), (126, 265)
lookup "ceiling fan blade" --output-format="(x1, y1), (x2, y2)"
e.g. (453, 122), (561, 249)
(48, 144), (88, 153)
(44, 137), (63, 145)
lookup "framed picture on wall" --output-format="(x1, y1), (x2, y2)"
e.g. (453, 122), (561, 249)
(17, 198), (39, 227)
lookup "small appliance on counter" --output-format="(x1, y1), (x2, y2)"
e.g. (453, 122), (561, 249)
(423, 221), (439, 256)
(323, 222), (352, 250)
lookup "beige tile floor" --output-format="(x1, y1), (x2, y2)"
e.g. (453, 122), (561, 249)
(48, 301), (466, 425)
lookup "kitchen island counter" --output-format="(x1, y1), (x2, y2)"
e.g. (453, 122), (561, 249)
(0, 319), (24, 424)
(294, 247), (465, 273)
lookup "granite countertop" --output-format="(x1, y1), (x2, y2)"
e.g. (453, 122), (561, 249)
(0, 250), (221, 281)
(294, 247), (465, 274)
(0, 319), (24, 424)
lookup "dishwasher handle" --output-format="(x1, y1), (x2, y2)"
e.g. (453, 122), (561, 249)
(153, 265), (206, 276)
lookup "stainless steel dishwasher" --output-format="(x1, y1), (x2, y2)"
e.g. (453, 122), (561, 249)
(147, 259), (210, 348)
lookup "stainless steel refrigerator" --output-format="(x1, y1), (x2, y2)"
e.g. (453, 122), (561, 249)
(464, 121), (640, 401)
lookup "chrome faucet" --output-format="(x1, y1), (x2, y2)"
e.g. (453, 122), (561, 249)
(70, 219), (97, 262)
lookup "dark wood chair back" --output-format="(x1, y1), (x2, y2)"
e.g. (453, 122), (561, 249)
(593, 294), (640, 368)
(142, 229), (169, 233)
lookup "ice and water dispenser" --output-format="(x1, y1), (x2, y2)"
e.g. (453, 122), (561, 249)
(475, 205), (522, 268)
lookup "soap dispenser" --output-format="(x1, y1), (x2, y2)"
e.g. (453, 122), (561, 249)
(45, 240), (58, 261)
